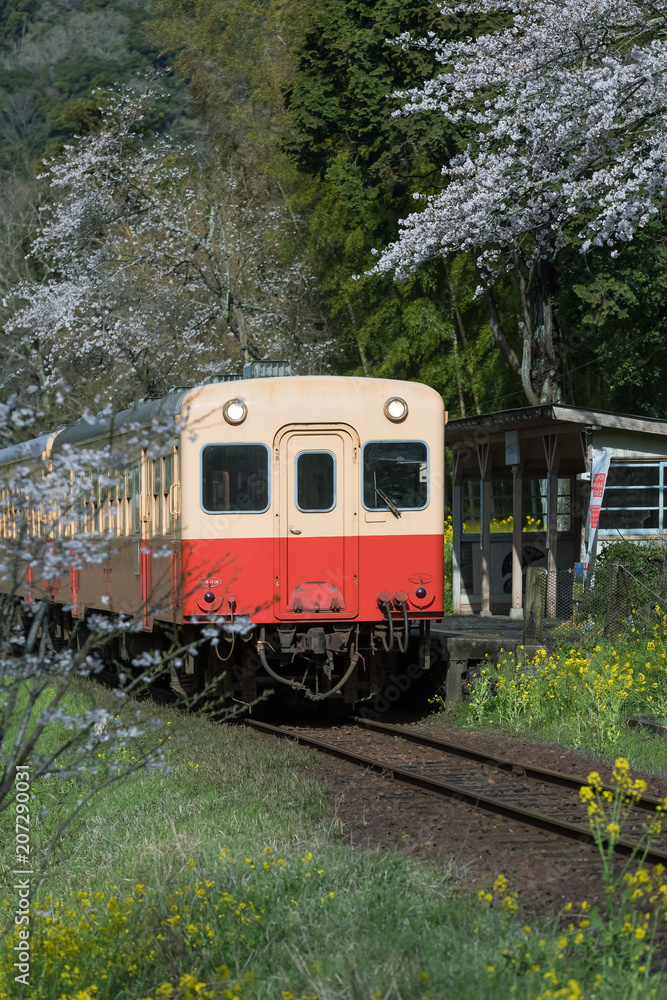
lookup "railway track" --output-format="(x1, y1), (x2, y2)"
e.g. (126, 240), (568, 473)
(245, 717), (667, 866)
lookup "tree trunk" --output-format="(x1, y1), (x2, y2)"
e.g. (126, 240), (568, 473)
(444, 259), (481, 415)
(527, 259), (561, 405)
(480, 259), (562, 406)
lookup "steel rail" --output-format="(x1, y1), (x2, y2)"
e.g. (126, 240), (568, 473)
(352, 717), (665, 812)
(245, 719), (667, 867)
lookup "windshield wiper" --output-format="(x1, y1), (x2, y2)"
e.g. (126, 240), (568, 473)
(376, 488), (401, 519)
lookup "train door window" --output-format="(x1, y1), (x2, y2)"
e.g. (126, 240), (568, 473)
(362, 441), (429, 511)
(77, 474), (86, 533)
(296, 452), (336, 512)
(93, 475), (100, 533)
(153, 458), (163, 535)
(164, 453), (173, 534)
(118, 469), (127, 536)
(201, 444), (269, 513)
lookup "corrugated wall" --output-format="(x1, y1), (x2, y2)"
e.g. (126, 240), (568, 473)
(594, 429), (667, 459)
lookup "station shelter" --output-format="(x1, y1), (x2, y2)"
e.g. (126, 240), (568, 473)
(445, 405), (667, 618)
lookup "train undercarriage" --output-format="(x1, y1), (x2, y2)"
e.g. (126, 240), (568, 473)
(36, 603), (436, 709)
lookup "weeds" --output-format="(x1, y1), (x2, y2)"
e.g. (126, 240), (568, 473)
(461, 613), (667, 766)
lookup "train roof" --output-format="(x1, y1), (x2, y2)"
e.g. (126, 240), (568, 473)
(0, 373), (444, 461)
(51, 386), (192, 451)
(0, 433), (54, 468)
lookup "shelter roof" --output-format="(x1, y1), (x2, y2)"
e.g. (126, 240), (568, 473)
(446, 405), (667, 442)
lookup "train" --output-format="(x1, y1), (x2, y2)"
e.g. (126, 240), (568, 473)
(0, 364), (445, 705)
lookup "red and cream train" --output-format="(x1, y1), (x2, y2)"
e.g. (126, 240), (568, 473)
(0, 367), (445, 703)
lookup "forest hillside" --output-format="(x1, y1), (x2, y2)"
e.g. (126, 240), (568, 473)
(1, 0), (666, 425)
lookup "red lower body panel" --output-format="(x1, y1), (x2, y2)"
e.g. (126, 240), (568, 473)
(180, 534), (444, 623)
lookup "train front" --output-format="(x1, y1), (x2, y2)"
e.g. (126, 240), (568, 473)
(179, 374), (444, 704)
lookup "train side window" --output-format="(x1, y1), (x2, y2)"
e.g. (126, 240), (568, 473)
(296, 452), (336, 512)
(132, 462), (141, 534)
(99, 478), (107, 534)
(105, 478), (116, 536)
(201, 444), (269, 513)
(362, 441), (429, 511)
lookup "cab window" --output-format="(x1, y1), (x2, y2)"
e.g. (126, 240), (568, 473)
(202, 444), (269, 513)
(363, 441), (428, 511)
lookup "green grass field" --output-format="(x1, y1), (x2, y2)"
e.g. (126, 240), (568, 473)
(1, 679), (666, 1000)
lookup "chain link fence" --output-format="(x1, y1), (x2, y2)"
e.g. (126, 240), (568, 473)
(574, 558), (667, 635)
(523, 542), (667, 644)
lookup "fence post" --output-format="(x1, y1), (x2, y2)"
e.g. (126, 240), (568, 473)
(605, 561), (627, 636)
(524, 566), (547, 645)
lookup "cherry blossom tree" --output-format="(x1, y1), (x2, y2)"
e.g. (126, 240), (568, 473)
(372, 0), (667, 404)
(2, 81), (330, 414)
(0, 403), (250, 933)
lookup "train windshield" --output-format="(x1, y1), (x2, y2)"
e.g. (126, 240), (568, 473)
(363, 442), (428, 511)
(201, 444), (269, 512)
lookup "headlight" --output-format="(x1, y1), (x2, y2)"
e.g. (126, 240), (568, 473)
(223, 399), (247, 424)
(384, 397), (408, 423)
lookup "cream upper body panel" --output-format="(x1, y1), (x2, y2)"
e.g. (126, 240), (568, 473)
(178, 376), (445, 541)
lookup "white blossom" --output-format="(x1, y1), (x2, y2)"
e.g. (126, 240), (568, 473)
(373, 0), (667, 277)
(3, 81), (332, 410)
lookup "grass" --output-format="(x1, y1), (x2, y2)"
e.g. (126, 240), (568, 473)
(2, 680), (667, 999)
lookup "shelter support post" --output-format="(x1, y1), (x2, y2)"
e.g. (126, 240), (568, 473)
(477, 443), (492, 617)
(510, 460), (524, 620)
(452, 451), (463, 615)
(543, 435), (560, 619)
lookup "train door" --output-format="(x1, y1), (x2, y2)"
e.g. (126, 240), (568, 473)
(141, 445), (181, 625)
(139, 448), (152, 630)
(168, 446), (182, 614)
(276, 426), (359, 618)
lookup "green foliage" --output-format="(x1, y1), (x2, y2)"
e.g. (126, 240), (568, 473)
(5, 0), (666, 416)
(150, 0), (293, 162)
(280, 0), (514, 408)
(147, 0), (514, 414)
(0, 0), (191, 176)
(557, 224), (667, 415)
(282, 0), (456, 177)
(577, 540), (667, 634)
(0, 0), (42, 45)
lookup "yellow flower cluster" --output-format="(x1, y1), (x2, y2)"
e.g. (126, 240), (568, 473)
(466, 617), (667, 748)
(0, 847), (335, 1000)
(476, 874), (519, 915)
(462, 514), (545, 534)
